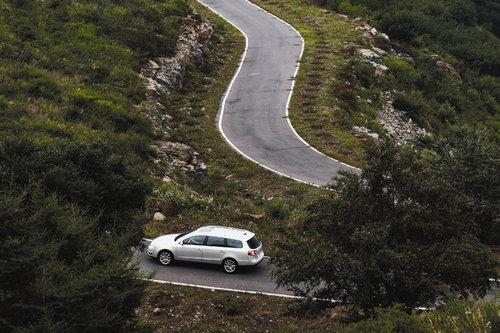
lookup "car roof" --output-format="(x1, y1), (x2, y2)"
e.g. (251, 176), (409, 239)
(195, 225), (254, 240)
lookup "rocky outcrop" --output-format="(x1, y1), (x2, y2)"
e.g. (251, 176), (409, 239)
(355, 23), (389, 42)
(352, 126), (379, 140)
(357, 48), (388, 75)
(141, 14), (214, 137)
(430, 54), (461, 82)
(350, 19), (427, 144)
(377, 92), (427, 145)
(153, 141), (207, 173)
(140, 13), (213, 178)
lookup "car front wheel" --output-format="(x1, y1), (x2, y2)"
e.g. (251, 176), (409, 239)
(157, 250), (174, 266)
(222, 258), (238, 274)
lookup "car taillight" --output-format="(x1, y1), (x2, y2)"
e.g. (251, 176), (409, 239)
(247, 250), (257, 256)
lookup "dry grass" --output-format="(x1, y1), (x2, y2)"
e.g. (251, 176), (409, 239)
(251, 0), (370, 166)
(137, 283), (346, 333)
(143, 0), (331, 256)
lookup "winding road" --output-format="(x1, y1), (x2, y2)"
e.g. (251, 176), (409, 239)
(201, 0), (358, 186)
(138, 0), (498, 300)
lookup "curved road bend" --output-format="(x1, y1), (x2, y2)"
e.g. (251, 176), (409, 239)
(199, 0), (358, 186)
(138, 0), (498, 299)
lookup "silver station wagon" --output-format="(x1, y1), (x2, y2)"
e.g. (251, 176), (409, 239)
(147, 226), (264, 273)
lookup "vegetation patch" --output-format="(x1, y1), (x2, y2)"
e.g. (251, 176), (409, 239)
(252, 0), (370, 166)
(138, 283), (499, 332)
(143, 0), (331, 256)
(0, 0), (190, 330)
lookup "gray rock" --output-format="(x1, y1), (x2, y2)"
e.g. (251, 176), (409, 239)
(153, 212), (166, 221)
(358, 49), (389, 75)
(140, 14), (214, 137)
(376, 92), (428, 145)
(353, 126), (379, 140)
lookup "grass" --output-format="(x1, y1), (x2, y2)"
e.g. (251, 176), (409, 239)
(137, 283), (345, 332)
(143, 0), (331, 256)
(138, 283), (499, 333)
(251, 0), (370, 167)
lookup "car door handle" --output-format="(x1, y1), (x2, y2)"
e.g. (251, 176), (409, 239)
(219, 250), (224, 253)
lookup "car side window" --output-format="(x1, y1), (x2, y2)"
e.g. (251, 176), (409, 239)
(183, 235), (206, 245)
(207, 236), (226, 247)
(226, 238), (243, 248)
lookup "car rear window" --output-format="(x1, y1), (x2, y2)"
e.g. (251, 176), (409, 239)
(246, 236), (261, 249)
(226, 238), (243, 248)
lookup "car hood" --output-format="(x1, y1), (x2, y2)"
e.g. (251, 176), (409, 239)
(152, 234), (180, 246)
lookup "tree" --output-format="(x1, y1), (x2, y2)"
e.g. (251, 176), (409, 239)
(271, 140), (497, 313)
(427, 126), (500, 244)
(0, 190), (146, 332)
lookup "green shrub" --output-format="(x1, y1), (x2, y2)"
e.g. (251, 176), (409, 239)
(338, 0), (369, 17)
(393, 91), (429, 125)
(346, 306), (428, 333)
(66, 88), (150, 133)
(223, 297), (244, 316)
(0, 191), (147, 332)
(345, 298), (500, 333)
(351, 59), (377, 88)
(423, 297), (500, 333)
(265, 199), (291, 220)
(385, 57), (419, 89)
(0, 0), (190, 330)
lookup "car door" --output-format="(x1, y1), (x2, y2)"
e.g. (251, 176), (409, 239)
(202, 236), (227, 264)
(176, 235), (206, 262)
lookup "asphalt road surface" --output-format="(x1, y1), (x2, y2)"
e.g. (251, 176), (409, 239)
(199, 0), (358, 186)
(137, 0), (499, 301)
(137, 244), (499, 300)
(136, 244), (292, 296)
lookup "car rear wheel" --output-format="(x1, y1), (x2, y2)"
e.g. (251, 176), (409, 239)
(222, 258), (238, 274)
(158, 250), (174, 266)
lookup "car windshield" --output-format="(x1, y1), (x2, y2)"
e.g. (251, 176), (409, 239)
(174, 230), (193, 241)
(247, 236), (261, 249)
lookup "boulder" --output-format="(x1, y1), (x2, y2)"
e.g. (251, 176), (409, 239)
(352, 126), (379, 140)
(153, 212), (166, 221)
(376, 92), (428, 145)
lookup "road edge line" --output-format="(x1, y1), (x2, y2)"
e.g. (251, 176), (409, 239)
(242, 0), (361, 173)
(197, 0), (359, 188)
(145, 278), (301, 299)
(196, 0), (320, 187)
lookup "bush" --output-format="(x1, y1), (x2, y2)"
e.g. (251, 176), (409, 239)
(313, 0), (500, 134)
(223, 297), (244, 316)
(393, 91), (429, 125)
(0, 0), (191, 330)
(0, 135), (152, 233)
(265, 200), (291, 220)
(384, 57), (420, 89)
(272, 141), (496, 313)
(351, 59), (377, 88)
(0, 191), (147, 332)
(66, 88), (151, 133)
(346, 306), (428, 333)
(346, 298), (500, 333)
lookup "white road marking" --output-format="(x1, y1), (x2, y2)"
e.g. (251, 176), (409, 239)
(155, 0), (498, 300)
(145, 278), (301, 299)
(197, 0), (359, 188)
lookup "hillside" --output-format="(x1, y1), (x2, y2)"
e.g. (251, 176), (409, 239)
(1, 0), (498, 331)
(0, 0), (190, 330)
(314, 0), (499, 134)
